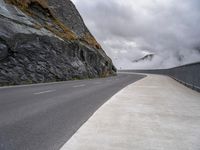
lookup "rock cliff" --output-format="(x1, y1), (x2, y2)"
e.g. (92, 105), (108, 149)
(0, 0), (116, 85)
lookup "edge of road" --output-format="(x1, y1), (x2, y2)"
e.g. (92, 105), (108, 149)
(0, 73), (147, 150)
(59, 73), (148, 150)
(0, 76), (117, 89)
(60, 73), (200, 150)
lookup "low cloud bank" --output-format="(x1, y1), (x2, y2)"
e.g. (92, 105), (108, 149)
(72, 0), (200, 69)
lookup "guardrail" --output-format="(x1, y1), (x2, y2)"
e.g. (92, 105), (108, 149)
(119, 62), (200, 92)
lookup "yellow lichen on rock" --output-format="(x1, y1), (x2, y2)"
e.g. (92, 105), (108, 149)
(5, 0), (104, 47)
(5, 0), (77, 40)
(80, 33), (102, 49)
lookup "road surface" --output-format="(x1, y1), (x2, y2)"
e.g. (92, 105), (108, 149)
(0, 74), (145, 150)
(61, 74), (200, 150)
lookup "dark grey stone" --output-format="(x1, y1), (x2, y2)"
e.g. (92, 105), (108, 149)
(0, 43), (8, 61)
(0, 0), (116, 86)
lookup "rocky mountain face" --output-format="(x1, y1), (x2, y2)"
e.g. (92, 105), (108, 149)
(0, 0), (116, 85)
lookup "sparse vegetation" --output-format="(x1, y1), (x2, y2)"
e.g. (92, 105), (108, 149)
(80, 33), (102, 49)
(0, 0), (116, 86)
(5, 0), (102, 47)
(5, 0), (77, 40)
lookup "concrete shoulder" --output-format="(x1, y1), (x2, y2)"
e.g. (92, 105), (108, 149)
(60, 75), (200, 150)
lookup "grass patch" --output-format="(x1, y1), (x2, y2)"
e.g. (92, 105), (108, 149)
(80, 33), (102, 49)
(6, 0), (102, 48)
(5, 0), (77, 40)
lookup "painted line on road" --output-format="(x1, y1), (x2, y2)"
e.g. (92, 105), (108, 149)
(34, 90), (56, 95)
(0, 79), (87, 90)
(72, 84), (86, 88)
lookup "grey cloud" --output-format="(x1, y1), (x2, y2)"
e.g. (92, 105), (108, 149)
(72, 0), (200, 69)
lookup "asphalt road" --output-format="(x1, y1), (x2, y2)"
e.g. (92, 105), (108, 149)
(62, 74), (200, 150)
(0, 73), (145, 150)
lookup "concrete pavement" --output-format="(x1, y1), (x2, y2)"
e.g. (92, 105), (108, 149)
(61, 74), (200, 150)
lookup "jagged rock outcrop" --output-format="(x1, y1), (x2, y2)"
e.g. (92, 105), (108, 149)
(0, 0), (116, 85)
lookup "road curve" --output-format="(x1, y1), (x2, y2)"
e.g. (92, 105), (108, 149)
(61, 74), (200, 150)
(0, 74), (145, 150)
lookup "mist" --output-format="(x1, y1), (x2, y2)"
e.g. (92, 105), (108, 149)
(72, 0), (200, 69)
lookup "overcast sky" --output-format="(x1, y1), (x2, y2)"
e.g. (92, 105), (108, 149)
(72, 0), (200, 69)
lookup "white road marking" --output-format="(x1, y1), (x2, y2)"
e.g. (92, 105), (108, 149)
(72, 84), (86, 88)
(61, 74), (200, 150)
(0, 80), (82, 90)
(34, 90), (56, 95)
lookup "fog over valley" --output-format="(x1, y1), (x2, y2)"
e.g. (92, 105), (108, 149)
(72, 0), (200, 69)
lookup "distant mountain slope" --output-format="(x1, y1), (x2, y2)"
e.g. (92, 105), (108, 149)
(132, 54), (154, 63)
(0, 0), (116, 85)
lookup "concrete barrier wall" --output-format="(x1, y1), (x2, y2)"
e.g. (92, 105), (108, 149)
(120, 62), (200, 92)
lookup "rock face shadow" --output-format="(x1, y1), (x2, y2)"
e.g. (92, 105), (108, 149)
(0, 0), (116, 86)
